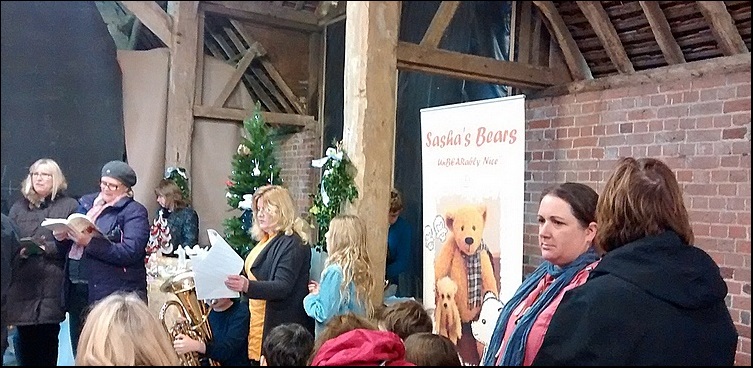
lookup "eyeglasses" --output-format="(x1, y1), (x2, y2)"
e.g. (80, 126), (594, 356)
(31, 172), (52, 179)
(100, 181), (121, 191)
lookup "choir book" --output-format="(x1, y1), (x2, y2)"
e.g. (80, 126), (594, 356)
(41, 213), (103, 237)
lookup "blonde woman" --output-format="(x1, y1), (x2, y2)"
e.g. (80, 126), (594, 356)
(304, 215), (375, 336)
(75, 292), (179, 366)
(7, 158), (78, 366)
(224, 185), (315, 364)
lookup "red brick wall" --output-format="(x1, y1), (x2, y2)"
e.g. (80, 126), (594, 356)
(525, 69), (751, 365)
(275, 124), (321, 228)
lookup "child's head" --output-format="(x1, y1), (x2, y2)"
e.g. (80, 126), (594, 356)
(404, 332), (462, 366)
(261, 323), (314, 366)
(379, 300), (433, 340)
(309, 313), (378, 365)
(325, 214), (375, 317)
(75, 292), (179, 366)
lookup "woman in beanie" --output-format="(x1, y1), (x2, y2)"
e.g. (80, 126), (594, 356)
(53, 160), (149, 356)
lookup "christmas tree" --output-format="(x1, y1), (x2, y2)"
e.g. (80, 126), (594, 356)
(223, 102), (282, 257)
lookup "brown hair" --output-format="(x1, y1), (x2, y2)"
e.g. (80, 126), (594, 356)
(389, 189), (404, 213)
(379, 300), (432, 340)
(154, 179), (189, 210)
(596, 157), (694, 254)
(540, 182), (598, 229)
(404, 332), (462, 366)
(308, 313), (378, 365)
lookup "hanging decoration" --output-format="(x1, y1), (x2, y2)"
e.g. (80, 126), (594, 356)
(309, 141), (358, 252)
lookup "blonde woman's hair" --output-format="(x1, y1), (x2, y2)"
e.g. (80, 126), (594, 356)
(250, 185), (310, 244)
(325, 214), (375, 318)
(75, 292), (180, 366)
(20, 158), (68, 209)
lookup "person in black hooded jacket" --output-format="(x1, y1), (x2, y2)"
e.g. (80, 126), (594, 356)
(532, 157), (738, 366)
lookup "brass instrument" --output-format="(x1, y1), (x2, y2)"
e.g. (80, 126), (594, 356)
(159, 271), (219, 366)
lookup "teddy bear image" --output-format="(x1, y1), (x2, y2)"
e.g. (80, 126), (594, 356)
(434, 205), (498, 323)
(471, 291), (505, 357)
(435, 276), (463, 344)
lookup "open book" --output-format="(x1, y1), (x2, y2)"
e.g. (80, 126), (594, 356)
(41, 213), (103, 237)
(19, 236), (47, 256)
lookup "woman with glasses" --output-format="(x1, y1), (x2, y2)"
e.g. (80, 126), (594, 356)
(52, 160), (149, 356)
(225, 185), (315, 365)
(7, 158), (79, 366)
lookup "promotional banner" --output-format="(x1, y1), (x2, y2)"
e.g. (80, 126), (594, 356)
(421, 95), (525, 365)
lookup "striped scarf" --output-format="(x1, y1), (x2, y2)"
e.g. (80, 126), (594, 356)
(481, 247), (599, 366)
(464, 240), (486, 309)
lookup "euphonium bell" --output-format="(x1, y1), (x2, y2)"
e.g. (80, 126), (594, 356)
(159, 271), (219, 366)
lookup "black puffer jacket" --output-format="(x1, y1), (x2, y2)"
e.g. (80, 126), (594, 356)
(7, 195), (78, 326)
(533, 231), (738, 366)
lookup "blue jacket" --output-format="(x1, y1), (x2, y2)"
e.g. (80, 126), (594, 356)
(58, 193), (149, 304)
(304, 264), (365, 336)
(386, 216), (412, 285)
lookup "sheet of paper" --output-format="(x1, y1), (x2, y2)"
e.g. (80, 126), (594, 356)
(192, 229), (245, 300)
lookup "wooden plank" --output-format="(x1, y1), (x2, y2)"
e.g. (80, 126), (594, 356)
(222, 27), (294, 113)
(307, 32), (322, 116)
(397, 41), (565, 89)
(639, 1), (686, 64)
(230, 19), (305, 114)
(195, 10), (205, 104)
(120, 1), (173, 47)
(343, 1), (401, 305)
(696, 1), (748, 55)
(165, 1), (199, 175)
(213, 47), (259, 107)
(193, 105), (314, 126)
(518, 1), (533, 65)
(201, 1), (319, 33)
(533, 52), (750, 98)
(420, 1), (461, 48)
(532, 1), (593, 80)
(577, 1), (634, 74)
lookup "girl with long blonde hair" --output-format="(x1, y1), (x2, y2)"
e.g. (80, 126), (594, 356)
(304, 214), (375, 336)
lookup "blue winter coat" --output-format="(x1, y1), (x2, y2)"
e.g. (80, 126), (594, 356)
(58, 193), (149, 304)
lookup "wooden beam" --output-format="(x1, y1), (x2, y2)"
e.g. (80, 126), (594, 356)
(577, 1), (634, 74)
(639, 1), (686, 65)
(195, 10), (205, 104)
(307, 32), (323, 116)
(397, 41), (567, 89)
(518, 1), (533, 65)
(119, 1), (173, 47)
(230, 19), (306, 114)
(532, 1), (592, 80)
(696, 1), (748, 56)
(193, 105), (314, 126)
(533, 52), (750, 98)
(420, 1), (461, 48)
(212, 46), (260, 107)
(201, 1), (319, 33)
(343, 2), (401, 306)
(165, 1), (199, 173)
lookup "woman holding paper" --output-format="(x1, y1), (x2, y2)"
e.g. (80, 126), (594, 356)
(53, 160), (149, 356)
(224, 185), (315, 365)
(7, 158), (78, 366)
